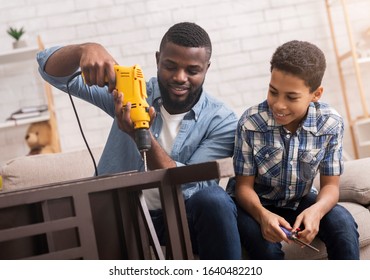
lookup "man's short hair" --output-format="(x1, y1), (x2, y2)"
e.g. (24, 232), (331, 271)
(159, 22), (212, 60)
(270, 40), (326, 92)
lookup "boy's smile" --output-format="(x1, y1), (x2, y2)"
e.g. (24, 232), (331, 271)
(267, 69), (323, 133)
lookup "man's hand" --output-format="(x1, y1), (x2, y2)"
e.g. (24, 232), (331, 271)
(113, 90), (156, 138)
(44, 43), (118, 92)
(114, 89), (173, 172)
(79, 43), (117, 92)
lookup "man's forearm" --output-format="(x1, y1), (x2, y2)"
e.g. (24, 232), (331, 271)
(146, 134), (176, 170)
(44, 44), (82, 77)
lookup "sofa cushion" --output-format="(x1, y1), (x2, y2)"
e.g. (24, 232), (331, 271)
(339, 157), (370, 205)
(0, 147), (103, 192)
(313, 157), (370, 205)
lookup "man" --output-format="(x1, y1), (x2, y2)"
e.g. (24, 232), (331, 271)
(228, 40), (359, 259)
(37, 22), (241, 259)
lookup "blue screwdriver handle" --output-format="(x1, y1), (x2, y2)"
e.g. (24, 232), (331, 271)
(279, 226), (293, 239)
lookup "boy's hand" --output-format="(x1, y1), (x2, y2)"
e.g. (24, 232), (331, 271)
(260, 212), (292, 243)
(292, 206), (321, 245)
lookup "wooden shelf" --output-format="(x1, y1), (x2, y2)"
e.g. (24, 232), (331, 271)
(0, 46), (39, 64)
(0, 112), (50, 129)
(358, 56), (370, 64)
(359, 141), (370, 147)
(354, 119), (370, 157)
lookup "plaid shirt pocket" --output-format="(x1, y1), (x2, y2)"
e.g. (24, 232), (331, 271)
(298, 148), (325, 181)
(254, 145), (283, 178)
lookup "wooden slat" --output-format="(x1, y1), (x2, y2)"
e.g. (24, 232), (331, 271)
(25, 247), (84, 260)
(0, 217), (78, 242)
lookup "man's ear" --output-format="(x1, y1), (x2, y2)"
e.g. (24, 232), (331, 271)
(155, 51), (160, 65)
(312, 86), (323, 102)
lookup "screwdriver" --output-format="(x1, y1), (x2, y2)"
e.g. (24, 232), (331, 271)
(280, 226), (320, 252)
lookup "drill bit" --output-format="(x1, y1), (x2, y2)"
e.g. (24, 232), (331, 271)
(142, 150), (148, 172)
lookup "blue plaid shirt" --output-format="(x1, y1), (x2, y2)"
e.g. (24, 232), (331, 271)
(231, 100), (344, 210)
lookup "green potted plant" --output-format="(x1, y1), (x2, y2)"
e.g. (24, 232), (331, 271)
(7, 26), (27, 49)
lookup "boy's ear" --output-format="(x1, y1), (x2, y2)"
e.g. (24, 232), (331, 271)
(312, 86), (323, 102)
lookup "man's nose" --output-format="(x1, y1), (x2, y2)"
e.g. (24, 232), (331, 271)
(173, 69), (187, 83)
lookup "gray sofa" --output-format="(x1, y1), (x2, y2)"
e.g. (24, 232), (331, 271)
(1, 148), (370, 259)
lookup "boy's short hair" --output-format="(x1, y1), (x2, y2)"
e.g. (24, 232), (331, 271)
(159, 22), (212, 60)
(270, 40), (326, 92)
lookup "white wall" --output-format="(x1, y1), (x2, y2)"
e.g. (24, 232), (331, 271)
(1, 0), (370, 163)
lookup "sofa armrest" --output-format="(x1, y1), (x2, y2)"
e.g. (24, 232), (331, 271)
(0, 147), (103, 192)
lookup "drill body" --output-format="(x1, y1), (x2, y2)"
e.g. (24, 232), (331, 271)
(113, 64), (151, 152)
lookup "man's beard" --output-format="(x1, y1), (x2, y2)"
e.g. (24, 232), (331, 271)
(158, 77), (203, 114)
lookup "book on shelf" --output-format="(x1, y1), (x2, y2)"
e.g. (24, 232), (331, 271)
(7, 105), (48, 120)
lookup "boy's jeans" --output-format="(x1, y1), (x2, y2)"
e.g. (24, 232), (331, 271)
(150, 185), (241, 260)
(237, 192), (360, 260)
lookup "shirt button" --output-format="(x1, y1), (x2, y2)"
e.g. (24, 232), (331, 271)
(313, 157), (317, 161)
(286, 134), (291, 139)
(290, 160), (293, 165)
(154, 133), (159, 138)
(288, 185), (293, 190)
(265, 154), (269, 159)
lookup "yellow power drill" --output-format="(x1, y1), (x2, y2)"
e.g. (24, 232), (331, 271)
(112, 64), (151, 170)
(80, 64), (151, 171)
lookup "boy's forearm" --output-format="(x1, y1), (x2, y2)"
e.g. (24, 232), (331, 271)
(315, 185), (339, 218)
(313, 175), (340, 218)
(236, 192), (268, 224)
(235, 176), (267, 224)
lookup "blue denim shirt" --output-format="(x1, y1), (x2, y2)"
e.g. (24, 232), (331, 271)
(37, 46), (238, 199)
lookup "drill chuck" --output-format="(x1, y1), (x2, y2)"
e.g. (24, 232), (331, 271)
(134, 128), (151, 151)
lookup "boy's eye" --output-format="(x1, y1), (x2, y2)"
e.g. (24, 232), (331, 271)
(287, 96), (299, 101)
(269, 90), (278, 96)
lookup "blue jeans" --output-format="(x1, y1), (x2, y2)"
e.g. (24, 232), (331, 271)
(237, 192), (360, 260)
(151, 185), (241, 259)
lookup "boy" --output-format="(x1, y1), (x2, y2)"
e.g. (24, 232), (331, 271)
(228, 40), (359, 259)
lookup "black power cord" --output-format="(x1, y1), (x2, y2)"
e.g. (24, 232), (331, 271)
(66, 71), (98, 176)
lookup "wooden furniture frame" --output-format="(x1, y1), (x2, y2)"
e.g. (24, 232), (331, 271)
(0, 158), (234, 260)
